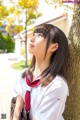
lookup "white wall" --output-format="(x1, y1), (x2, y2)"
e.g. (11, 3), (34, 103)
(15, 38), (21, 55)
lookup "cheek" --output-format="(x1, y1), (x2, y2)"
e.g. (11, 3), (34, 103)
(36, 41), (46, 50)
(36, 43), (46, 56)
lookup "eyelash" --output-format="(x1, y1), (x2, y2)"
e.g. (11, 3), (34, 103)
(33, 33), (43, 37)
(38, 33), (43, 36)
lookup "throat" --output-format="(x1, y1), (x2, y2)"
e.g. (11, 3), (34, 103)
(32, 72), (41, 82)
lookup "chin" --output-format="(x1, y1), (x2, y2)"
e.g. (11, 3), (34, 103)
(28, 50), (34, 55)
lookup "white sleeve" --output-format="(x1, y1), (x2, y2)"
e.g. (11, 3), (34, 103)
(34, 83), (68, 120)
(13, 69), (27, 98)
(14, 77), (23, 98)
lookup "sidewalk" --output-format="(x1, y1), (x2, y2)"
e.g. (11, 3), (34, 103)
(0, 54), (22, 120)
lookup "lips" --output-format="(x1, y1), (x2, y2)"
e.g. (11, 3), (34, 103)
(29, 43), (34, 47)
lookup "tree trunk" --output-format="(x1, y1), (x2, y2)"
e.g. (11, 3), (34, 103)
(25, 12), (28, 67)
(64, 4), (80, 120)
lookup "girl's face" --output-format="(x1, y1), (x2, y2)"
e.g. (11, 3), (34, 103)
(28, 33), (47, 59)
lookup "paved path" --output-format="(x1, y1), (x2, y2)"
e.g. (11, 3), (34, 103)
(0, 54), (22, 120)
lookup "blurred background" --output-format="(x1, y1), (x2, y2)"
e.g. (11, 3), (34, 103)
(0, 0), (80, 120)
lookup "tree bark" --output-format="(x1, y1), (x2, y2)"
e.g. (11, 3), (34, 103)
(64, 4), (80, 120)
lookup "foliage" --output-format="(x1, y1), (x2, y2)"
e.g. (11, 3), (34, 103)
(0, 0), (42, 66)
(4, 33), (15, 52)
(0, 0), (41, 34)
(17, 0), (42, 25)
(27, 10), (42, 25)
(0, 31), (15, 53)
(18, 0), (39, 9)
(45, 0), (63, 7)
(0, 5), (8, 20)
(6, 25), (24, 34)
(16, 0), (42, 66)
(0, 31), (6, 52)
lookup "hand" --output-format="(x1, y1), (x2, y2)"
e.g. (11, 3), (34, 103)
(13, 95), (24, 120)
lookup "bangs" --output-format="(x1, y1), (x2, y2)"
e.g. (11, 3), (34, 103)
(33, 24), (57, 43)
(34, 24), (51, 38)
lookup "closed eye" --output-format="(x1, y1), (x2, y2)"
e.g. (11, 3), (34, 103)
(37, 33), (43, 37)
(33, 33), (43, 37)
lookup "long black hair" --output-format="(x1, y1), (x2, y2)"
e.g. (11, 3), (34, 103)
(22, 24), (69, 86)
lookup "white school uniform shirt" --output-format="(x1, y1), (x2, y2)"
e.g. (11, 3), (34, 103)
(14, 74), (69, 120)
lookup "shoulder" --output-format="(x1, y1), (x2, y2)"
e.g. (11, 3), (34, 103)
(46, 75), (69, 96)
(53, 75), (68, 88)
(19, 68), (28, 80)
(15, 68), (27, 85)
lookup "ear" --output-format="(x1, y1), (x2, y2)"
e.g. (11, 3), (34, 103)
(50, 43), (59, 52)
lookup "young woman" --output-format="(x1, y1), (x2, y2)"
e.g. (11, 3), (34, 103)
(13, 24), (69, 120)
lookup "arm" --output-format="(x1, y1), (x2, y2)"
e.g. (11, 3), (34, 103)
(13, 95), (24, 120)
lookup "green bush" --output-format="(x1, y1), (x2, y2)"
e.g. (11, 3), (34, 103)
(5, 33), (15, 52)
(0, 31), (15, 53)
(0, 31), (6, 52)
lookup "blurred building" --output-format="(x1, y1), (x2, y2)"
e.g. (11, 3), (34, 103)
(14, 10), (73, 56)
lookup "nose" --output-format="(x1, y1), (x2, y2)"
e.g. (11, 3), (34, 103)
(30, 36), (35, 42)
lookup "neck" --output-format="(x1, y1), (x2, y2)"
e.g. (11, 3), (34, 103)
(33, 57), (50, 79)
